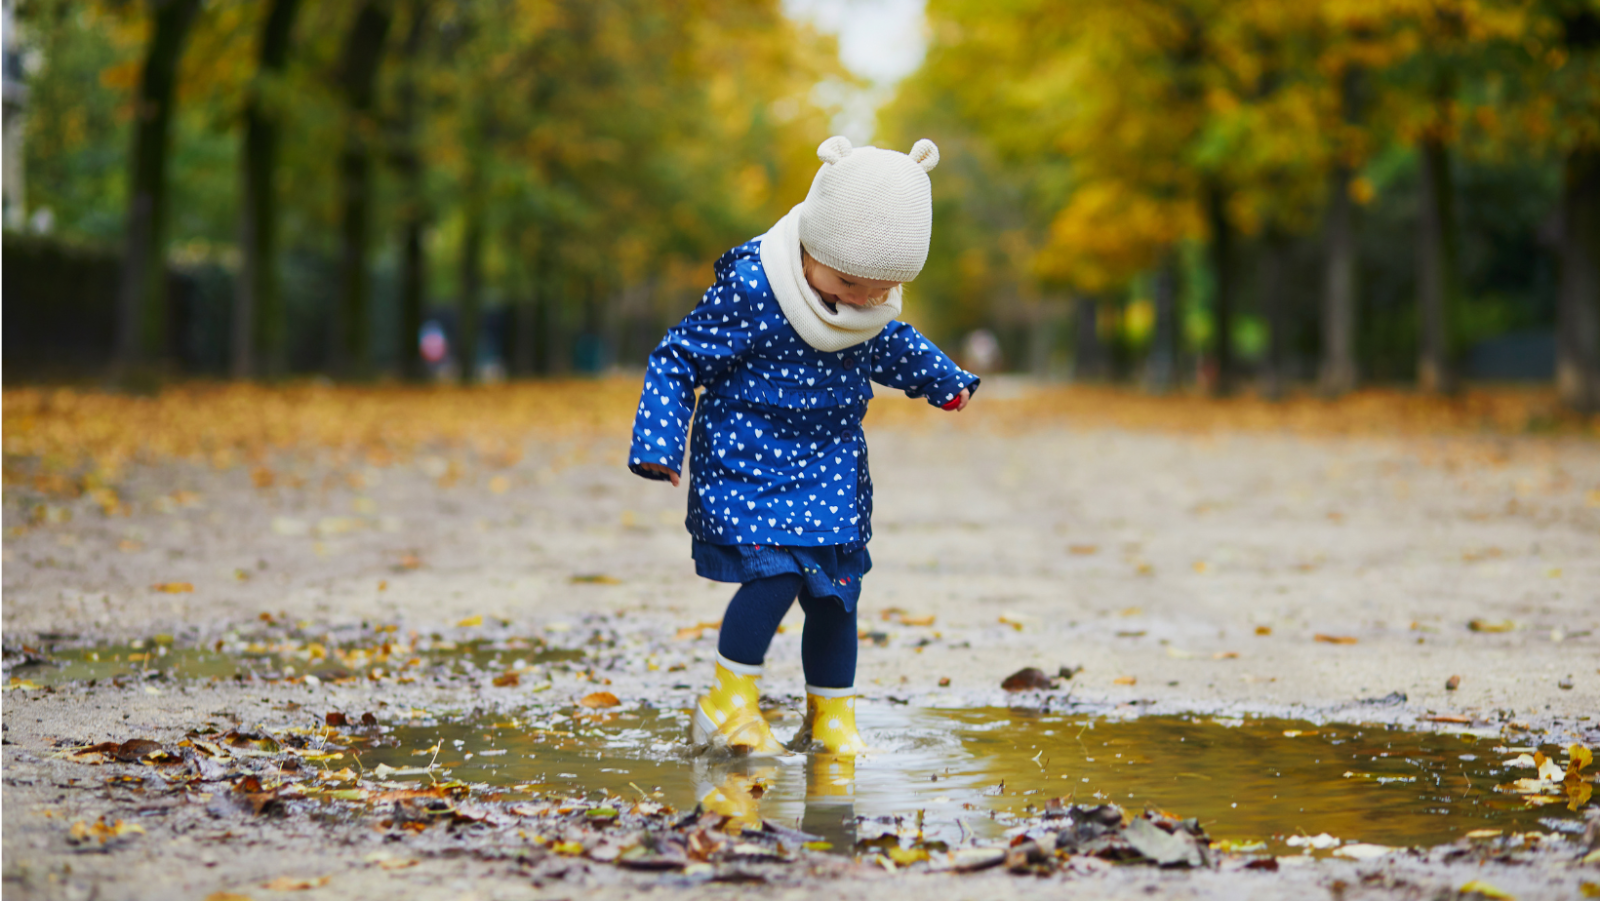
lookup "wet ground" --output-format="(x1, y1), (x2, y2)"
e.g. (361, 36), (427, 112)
(3, 381), (1598, 900)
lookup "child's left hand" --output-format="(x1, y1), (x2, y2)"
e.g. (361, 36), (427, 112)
(942, 389), (971, 412)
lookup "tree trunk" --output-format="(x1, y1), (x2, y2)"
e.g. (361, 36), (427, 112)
(1259, 227), (1290, 401)
(1071, 296), (1102, 381)
(1320, 65), (1362, 397)
(331, 1), (392, 378)
(1204, 180), (1235, 396)
(115, 0), (202, 374)
(393, 0), (429, 382)
(1144, 254), (1179, 394)
(1320, 164), (1358, 396)
(1417, 134), (1460, 394)
(457, 169), (485, 385)
(234, 0), (302, 380)
(1557, 146), (1600, 412)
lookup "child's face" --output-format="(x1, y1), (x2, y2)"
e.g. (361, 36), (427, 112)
(804, 257), (900, 308)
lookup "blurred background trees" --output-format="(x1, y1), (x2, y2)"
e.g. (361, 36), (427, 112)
(2, 0), (1597, 410)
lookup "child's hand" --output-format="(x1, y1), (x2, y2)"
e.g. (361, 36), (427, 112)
(639, 462), (680, 486)
(942, 388), (971, 412)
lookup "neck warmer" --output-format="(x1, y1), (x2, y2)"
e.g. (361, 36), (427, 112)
(759, 204), (901, 353)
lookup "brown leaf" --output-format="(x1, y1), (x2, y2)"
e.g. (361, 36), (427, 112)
(260, 876), (331, 891)
(1254, 626), (1272, 636)
(1446, 675), (1461, 691)
(1001, 667), (1052, 692)
(1468, 618), (1515, 633)
(1313, 634), (1358, 645)
(325, 712), (348, 727)
(579, 691), (620, 709)
(360, 712), (378, 727)
(492, 671), (521, 688)
(938, 677), (951, 687)
(151, 582), (194, 594)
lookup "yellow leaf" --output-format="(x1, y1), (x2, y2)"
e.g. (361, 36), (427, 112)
(1568, 744), (1593, 773)
(1313, 634), (1358, 645)
(570, 574), (621, 584)
(1468, 619), (1515, 633)
(456, 615), (483, 628)
(578, 691), (620, 709)
(552, 841), (586, 856)
(1112, 676), (1137, 685)
(886, 845), (929, 865)
(151, 582), (194, 593)
(1458, 880), (1515, 900)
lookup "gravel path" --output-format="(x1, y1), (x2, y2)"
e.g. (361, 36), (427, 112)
(4, 382), (1597, 900)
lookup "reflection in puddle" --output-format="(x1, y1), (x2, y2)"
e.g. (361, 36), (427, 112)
(357, 706), (1589, 854)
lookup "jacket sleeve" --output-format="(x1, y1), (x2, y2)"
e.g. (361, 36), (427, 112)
(628, 257), (759, 480)
(869, 320), (981, 408)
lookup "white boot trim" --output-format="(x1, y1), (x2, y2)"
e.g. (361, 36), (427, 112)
(716, 653), (764, 677)
(805, 684), (855, 699)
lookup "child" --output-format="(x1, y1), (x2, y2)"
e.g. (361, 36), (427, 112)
(630, 136), (978, 757)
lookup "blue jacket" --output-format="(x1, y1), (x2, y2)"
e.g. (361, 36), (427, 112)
(629, 238), (979, 550)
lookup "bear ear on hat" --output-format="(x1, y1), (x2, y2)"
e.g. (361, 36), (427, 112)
(909, 139), (939, 173)
(817, 135), (853, 165)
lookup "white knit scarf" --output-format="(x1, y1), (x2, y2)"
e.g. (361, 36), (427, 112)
(759, 204), (901, 353)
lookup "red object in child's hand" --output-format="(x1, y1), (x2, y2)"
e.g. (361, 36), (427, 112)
(941, 396), (962, 410)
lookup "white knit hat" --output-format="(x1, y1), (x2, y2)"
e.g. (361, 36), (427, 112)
(797, 135), (940, 284)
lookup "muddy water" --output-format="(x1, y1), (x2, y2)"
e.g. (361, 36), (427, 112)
(357, 705), (1588, 854)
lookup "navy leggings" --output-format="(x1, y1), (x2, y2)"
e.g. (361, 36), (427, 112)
(716, 573), (857, 689)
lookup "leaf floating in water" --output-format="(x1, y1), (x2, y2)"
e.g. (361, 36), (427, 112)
(579, 691), (620, 709)
(1313, 634), (1358, 645)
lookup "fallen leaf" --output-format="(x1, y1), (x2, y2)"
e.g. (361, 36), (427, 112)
(396, 553), (423, 570)
(1001, 667), (1052, 692)
(456, 614), (483, 627)
(570, 574), (621, 584)
(1468, 619), (1515, 633)
(151, 582), (194, 593)
(1446, 675), (1461, 690)
(1112, 676), (1137, 685)
(938, 677), (951, 687)
(492, 672), (520, 688)
(897, 614), (936, 627)
(1068, 544), (1098, 555)
(325, 712), (348, 727)
(260, 876), (331, 891)
(1424, 715), (1473, 724)
(1213, 651), (1239, 659)
(1313, 634), (1358, 645)
(204, 894), (255, 901)
(579, 691), (620, 709)
(1254, 626), (1271, 636)
(1457, 880), (1515, 900)
(67, 816), (144, 845)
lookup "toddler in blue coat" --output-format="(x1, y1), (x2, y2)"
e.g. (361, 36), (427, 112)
(629, 136), (978, 758)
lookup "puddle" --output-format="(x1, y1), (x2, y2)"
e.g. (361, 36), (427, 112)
(356, 706), (1590, 855)
(3, 638), (584, 686)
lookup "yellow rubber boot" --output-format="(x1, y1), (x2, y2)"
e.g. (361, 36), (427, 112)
(690, 655), (784, 756)
(790, 686), (866, 754)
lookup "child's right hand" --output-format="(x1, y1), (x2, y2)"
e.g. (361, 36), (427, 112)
(638, 462), (680, 486)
